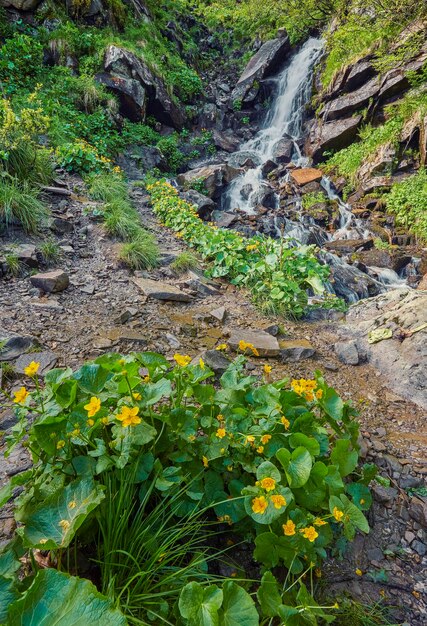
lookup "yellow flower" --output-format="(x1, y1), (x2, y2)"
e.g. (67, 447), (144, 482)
(282, 520), (296, 536)
(316, 389), (323, 399)
(116, 405), (141, 428)
(59, 519), (70, 531)
(246, 243), (259, 252)
(101, 417), (109, 425)
(252, 496), (268, 515)
(216, 428), (226, 439)
(216, 344), (227, 351)
(260, 477), (276, 492)
(271, 494), (287, 509)
(238, 340), (260, 356)
(133, 392), (142, 401)
(360, 498), (365, 505)
(143, 375), (150, 383)
(56, 440), (65, 450)
(261, 434), (271, 445)
(71, 428), (80, 437)
(174, 353), (192, 367)
(24, 361), (40, 376)
(281, 416), (290, 429)
(13, 387), (29, 404)
(301, 526), (319, 542)
(257, 445), (264, 454)
(355, 568), (363, 576)
(188, 434), (196, 442)
(84, 396), (101, 418)
(68, 501), (77, 509)
(314, 518), (327, 526)
(202, 456), (209, 467)
(245, 435), (255, 445)
(199, 358), (205, 369)
(333, 507), (344, 522)
(263, 364), (272, 375)
(87, 419), (94, 427)
(39, 538), (48, 545)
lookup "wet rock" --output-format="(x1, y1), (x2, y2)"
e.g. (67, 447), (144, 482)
(227, 328), (280, 357)
(1, 0), (42, 8)
(178, 163), (242, 199)
(271, 136), (294, 164)
(203, 349), (231, 375)
(305, 115), (363, 163)
(417, 274), (427, 290)
(227, 151), (262, 169)
(324, 238), (373, 254)
(323, 76), (380, 121)
(261, 159), (278, 177)
(212, 130), (240, 153)
(212, 211), (237, 228)
(181, 189), (215, 220)
(133, 277), (193, 302)
(334, 340), (360, 365)
(52, 217), (74, 235)
(280, 339), (316, 362)
(290, 167), (323, 186)
(230, 34), (291, 105)
(15, 351), (58, 375)
(30, 270), (70, 293)
(98, 45), (185, 128)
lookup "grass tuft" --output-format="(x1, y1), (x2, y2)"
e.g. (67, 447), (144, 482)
(118, 230), (159, 269)
(0, 178), (49, 234)
(39, 239), (61, 264)
(171, 250), (199, 274)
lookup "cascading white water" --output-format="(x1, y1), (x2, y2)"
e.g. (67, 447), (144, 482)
(225, 37), (324, 214)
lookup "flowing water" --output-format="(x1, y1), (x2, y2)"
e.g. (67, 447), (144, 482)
(222, 37), (413, 302)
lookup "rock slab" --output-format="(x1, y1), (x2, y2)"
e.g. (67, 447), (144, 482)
(30, 270), (69, 293)
(280, 339), (316, 362)
(133, 277), (193, 302)
(227, 329), (280, 357)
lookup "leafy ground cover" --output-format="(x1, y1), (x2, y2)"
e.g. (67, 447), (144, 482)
(147, 179), (339, 318)
(0, 349), (375, 624)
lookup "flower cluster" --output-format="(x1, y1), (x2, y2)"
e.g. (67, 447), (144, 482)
(238, 340), (259, 357)
(291, 378), (323, 402)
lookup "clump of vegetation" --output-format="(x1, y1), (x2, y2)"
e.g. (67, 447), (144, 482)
(118, 232), (159, 269)
(4, 253), (22, 277)
(39, 240), (61, 264)
(0, 179), (48, 234)
(148, 180), (333, 318)
(386, 169), (427, 241)
(1, 351), (375, 622)
(302, 191), (326, 209)
(171, 250), (200, 273)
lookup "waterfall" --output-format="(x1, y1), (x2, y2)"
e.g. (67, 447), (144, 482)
(225, 37), (324, 214)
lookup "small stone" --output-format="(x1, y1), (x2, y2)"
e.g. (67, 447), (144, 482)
(228, 329), (280, 358)
(165, 333), (181, 349)
(334, 340), (360, 365)
(404, 531), (415, 544)
(372, 484), (398, 505)
(324, 361), (339, 372)
(93, 338), (114, 349)
(0, 333), (38, 361)
(186, 270), (221, 296)
(409, 498), (427, 528)
(133, 277), (193, 302)
(30, 270), (69, 293)
(202, 349), (231, 375)
(15, 351), (57, 375)
(209, 306), (226, 322)
(280, 339), (316, 362)
(412, 540), (426, 556)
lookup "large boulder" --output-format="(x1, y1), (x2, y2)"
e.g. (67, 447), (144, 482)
(343, 288), (427, 409)
(326, 57), (376, 100)
(181, 189), (215, 219)
(322, 77), (380, 121)
(96, 45), (185, 128)
(178, 163), (242, 199)
(230, 32), (291, 105)
(304, 115), (363, 162)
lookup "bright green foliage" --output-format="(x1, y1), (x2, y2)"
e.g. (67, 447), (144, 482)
(2, 351), (371, 622)
(302, 192), (326, 209)
(118, 233), (159, 269)
(0, 179), (48, 234)
(6, 569), (127, 625)
(0, 34), (43, 91)
(171, 250), (200, 273)
(386, 170), (427, 240)
(148, 180), (332, 317)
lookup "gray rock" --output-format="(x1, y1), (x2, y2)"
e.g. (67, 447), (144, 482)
(203, 349), (231, 375)
(209, 306), (226, 322)
(5, 244), (38, 268)
(305, 115), (363, 163)
(186, 270), (221, 296)
(52, 217), (73, 235)
(323, 76), (380, 121)
(228, 328), (280, 357)
(15, 351), (57, 375)
(212, 130), (240, 153)
(178, 163), (242, 199)
(335, 340), (360, 365)
(280, 339), (316, 362)
(230, 35), (291, 105)
(212, 211), (237, 228)
(412, 540), (426, 557)
(372, 484), (398, 505)
(181, 189), (215, 220)
(30, 270), (69, 293)
(409, 498), (427, 528)
(133, 277), (193, 302)
(0, 332), (39, 361)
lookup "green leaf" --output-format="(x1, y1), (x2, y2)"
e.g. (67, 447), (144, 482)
(7, 569), (127, 625)
(256, 460), (281, 483)
(330, 439), (358, 477)
(0, 575), (18, 621)
(257, 571), (282, 618)
(322, 387), (344, 422)
(276, 447), (312, 488)
(329, 494), (370, 534)
(346, 483), (372, 510)
(289, 433), (320, 457)
(20, 476), (105, 549)
(144, 378), (172, 405)
(219, 581), (259, 626)
(73, 364), (111, 394)
(179, 582), (223, 626)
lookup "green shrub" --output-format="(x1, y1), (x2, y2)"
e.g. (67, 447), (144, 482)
(386, 170), (427, 240)
(170, 66), (203, 102)
(0, 34), (43, 92)
(302, 192), (326, 209)
(86, 172), (128, 202)
(56, 139), (117, 175)
(4, 253), (22, 277)
(118, 230), (159, 269)
(157, 135), (186, 173)
(0, 179), (48, 233)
